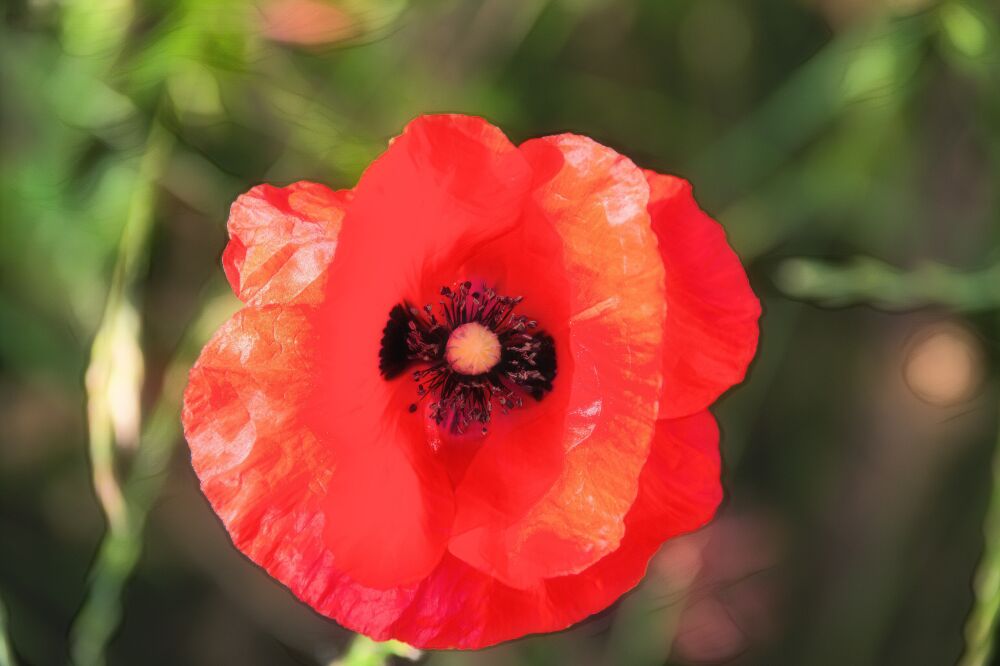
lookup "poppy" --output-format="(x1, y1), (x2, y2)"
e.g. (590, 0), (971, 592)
(182, 114), (759, 649)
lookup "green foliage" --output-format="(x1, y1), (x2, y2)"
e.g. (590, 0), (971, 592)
(1, 0), (999, 665)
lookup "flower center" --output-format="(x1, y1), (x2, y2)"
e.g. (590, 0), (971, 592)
(445, 322), (502, 375)
(378, 282), (557, 434)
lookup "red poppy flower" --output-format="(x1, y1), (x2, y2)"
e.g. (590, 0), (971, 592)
(182, 114), (759, 649)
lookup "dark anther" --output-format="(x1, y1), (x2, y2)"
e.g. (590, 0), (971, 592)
(378, 283), (558, 434)
(378, 304), (412, 379)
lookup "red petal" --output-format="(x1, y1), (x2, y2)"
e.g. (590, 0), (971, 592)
(187, 118), (730, 648)
(183, 304), (333, 570)
(187, 315), (719, 649)
(183, 303), (455, 593)
(183, 306), (425, 637)
(309, 114), (536, 588)
(440, 211), (574, 541)
(222, 181), (350, 305)
(646, 171), (760, 418)
(385, 411), (721, 649)
(448, 135), (667, 588)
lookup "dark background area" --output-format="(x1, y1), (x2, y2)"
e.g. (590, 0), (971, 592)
(2, 0), (999, 665)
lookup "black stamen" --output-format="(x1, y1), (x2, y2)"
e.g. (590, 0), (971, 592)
(378, 304), (413, 379)
(378, 283), (558, 434)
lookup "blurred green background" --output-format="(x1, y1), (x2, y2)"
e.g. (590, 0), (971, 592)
(2, 0), (1000, 664)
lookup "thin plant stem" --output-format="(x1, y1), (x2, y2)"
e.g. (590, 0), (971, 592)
(0, 595), (14, 666)
(72, 118), (174, 666)
(775, 257), (1000, 313)
(959, 392), (1000, 666)
(70, 288), (233, 666)
(83, 119), (173, 536)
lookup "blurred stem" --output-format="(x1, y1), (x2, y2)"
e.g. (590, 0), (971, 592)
(83, 120), (172, 535)
(70, 288), (232, 666)
(332, 635), (421, 666)
(775, 257), (1000, 312)
(959, 393), (1000, 666)
(0, 595), (14, 666)
(72, 119), (173, 666)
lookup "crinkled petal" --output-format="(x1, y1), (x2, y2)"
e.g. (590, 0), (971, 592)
(183, 302), (455, 596)
(645, 171), (760, 418)
(183, 308), (420, 634)
(385, 411), (721, 649)
(223, 181), (351, 305)
(448, 134), (667, 588)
